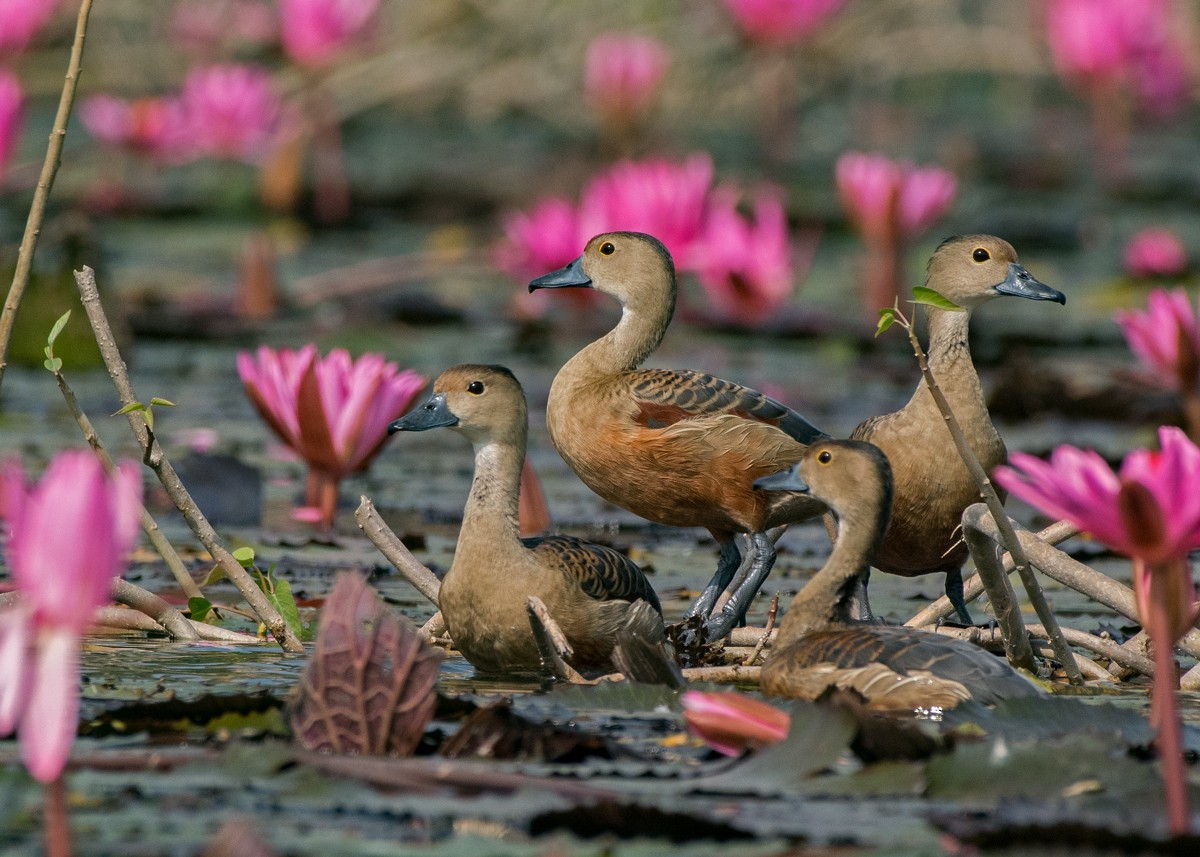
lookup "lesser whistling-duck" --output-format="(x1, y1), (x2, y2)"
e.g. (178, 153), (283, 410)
(388, 364), (662, 674)
(851, 235), (1065, 624)
(752, 439), (1041, 710)
(530, 231), (829, 641)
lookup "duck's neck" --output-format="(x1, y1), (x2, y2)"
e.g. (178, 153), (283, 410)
(569, 286), (675, 375)
(912, 306), (986, 416)
(776, 503), (887, 641)
(458, 434), (524, 552)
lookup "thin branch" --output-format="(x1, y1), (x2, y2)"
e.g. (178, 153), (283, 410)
(897, 307), (1082, 684)
(354, 496), (441, 605)
(0, 0), (93, 389)
(110, 579), (198, 641)
(962, 505), (1035, 670)
(906, 519), (1079, 626)
(73, 267), (302, 653)
(53, 368), (202, 600)
(743, 593), (779, 666)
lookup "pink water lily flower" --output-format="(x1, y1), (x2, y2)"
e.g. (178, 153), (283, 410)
(1115, 288), (1200, 393)
(836, 151), (956, 317)
(578, 153), (715, 269)
(721, 0), (846, 47)
(1123, 228), (1189, 279)
(0, 72), (21, 184)
(994, 425), (1200, 833)
(681, 689), (790, 756)
(238, 344), (427, 528)
(690, 188), (798, 327)
(0, 451), (142, 783)
(281, 0), (380, 67)
(171, 0), (277, 57)
(179, 64), (286, 164)
(584, 32), (668, 135)
(0, 0), (60, 56)
(79, 94), (189, 162)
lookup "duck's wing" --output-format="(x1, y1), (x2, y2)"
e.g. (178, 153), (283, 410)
(628, 368), (827, 445)
(523, 535), (662, 613)
(788, 625), (1040, 704)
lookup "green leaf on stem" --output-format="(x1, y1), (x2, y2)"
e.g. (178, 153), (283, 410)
(876, 307), (897, 337)
(202, 565), (227, 586)
(47, 310), (71, 348)
(113, 402), (146, 416)
(266, 577), (308, 640)
(149, 397), (176, 408)
(912, 287), (964, 311)
(188, 596), (214, 624)
(232, 546), (256, 567)
(43, 356), (62, 372)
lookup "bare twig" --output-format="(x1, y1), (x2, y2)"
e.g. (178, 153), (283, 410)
(354, 496), (441, 605)
(896, 306), (1081, 684)
(419, 611), (446, 642)
(110, 579), (198, 641)
(1025, 624), (1155, 678)
(743, 593), (779, 666)
(680, 665), (763, 683)
(53, 368), (202, 601)
(73, 267), (302, 654)
(906, 519), (1079, 626)
(962, 506), (1036, 669)
(0, 0), (94, 389)
(527, 595), (588, 683)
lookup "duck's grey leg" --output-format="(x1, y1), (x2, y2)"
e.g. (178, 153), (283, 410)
(945, 568), (973, 625)
(704, 531), (776, 641)
(847, 569), (877, 623)
(684, 539), (741, 620)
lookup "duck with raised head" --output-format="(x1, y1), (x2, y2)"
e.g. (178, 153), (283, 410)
(530, 231), (830, 642)
(754, 439), (1041, 710)
(851, 235), (1065, 624)
(388, 364), (663, 674)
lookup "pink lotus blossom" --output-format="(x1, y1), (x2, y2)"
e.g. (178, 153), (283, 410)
(179, 64), (285, 164)
(578, 153), (715, 268)
(1044, 0), (1191, 116)
(0, 0), (59, 56)
(1124, 228), (1189, 279)
(681, 689), (789, 756)
(584, 32), (668, 131)
(721, 0), (846, 47)
(79, 94), (189, 161)
(836, 151), (956, 241)
(0, 452), (142, 783)
(0, 72), (22, 183)
(495, 197), (582, 283)
(690, 188), (797, 326)
(995, 425), (1199, 833)
(238, 344), (427, 528)
(280, 0), (379, 67)
(1115, 288), (1200, 392)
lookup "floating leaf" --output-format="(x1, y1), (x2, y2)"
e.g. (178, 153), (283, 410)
(46, 310), (71, 348)
(876, 308), (897, 337)
(289, 572), (443, 755)
(912, 287), (964, 311)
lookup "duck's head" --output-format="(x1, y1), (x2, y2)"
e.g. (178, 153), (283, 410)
(924, 235), (1065, 310)
(529, 231), (676, 312)
(754, 439), (893, 532)
(388, 364), (525, 446)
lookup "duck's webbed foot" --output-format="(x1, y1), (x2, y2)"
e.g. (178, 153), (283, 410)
(703, 531), (776, 642)
(683, 539), (741, 620)
(945, 568), (973, 625)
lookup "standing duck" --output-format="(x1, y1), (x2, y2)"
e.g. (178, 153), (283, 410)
(388, 364), (662, 674)
(851, 235), (1065, 624)
(754, 439), (1040, 709)
(530, 231), (829, 642)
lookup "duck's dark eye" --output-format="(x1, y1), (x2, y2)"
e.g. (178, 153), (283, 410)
(600, 242), (615, 256)
(467, 381), (484, 395)
(817, 450), (832, 464)
(972, 248), (990, 263)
